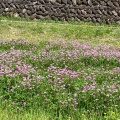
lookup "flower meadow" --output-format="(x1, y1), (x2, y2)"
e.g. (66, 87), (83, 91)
(0, 40), (120, 119)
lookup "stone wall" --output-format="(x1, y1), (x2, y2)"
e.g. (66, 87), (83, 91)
(0, 0), (120, 24)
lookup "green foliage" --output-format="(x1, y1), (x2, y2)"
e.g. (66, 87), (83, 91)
(0, 40), (120, 119)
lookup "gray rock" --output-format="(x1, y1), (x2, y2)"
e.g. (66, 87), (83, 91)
(66, 8), (70, 14)
(113, 2), (119, 7)
(87, 17), (92, 21)
(27, 10), (31, 15)
(107, 1), (114, 7)
(13, 13), (19, 18)
(18, 9), (22, 14)
(15, 4), (19, 9)
(92, 17), (96, 22)
(56, 0), (61, 4)
(67, 0), (72, 5)
(44, 0), (49, 3)
(31, 0), (37, 2)
(5, 8), (9, 12)
(96, 18), (102, 23)
(88, 0), (92, 6)
(30, 14), (36, 19)
(24, 5), (29, 9)
(7, 0), (13, 3)
(10, 4), (16, 8)
(100, 1), (106, 6)
(77, 9), (81, 14)
(82, 0), (87, 5)
(87, 9), (92, 14)
(1, 3), (6, 8)
(106, 19), (111, 24)
(22, 9), (26, 14)
(36, 11), (42, 15)
(32, 1), (37, 5)
(118, 11), (120, 17)
(116, 21), (120, 24)
(112, 10), (118, 16)
(50, 0), (56, 3)
(31, 9), (36, 14)
(39, 0), (45, 4)
(97, 10), (102, 15)
(19, 13), (24, 18)
(61, 0), (67, 4)
(41, 11), (48, 16)
(45, 7), (52, 12)
(51, 16), (57, 20)
(81, 10), (87, 15)
(24, 13), (29, 18)
(61, 8), (66, 13)
(19, 4), (24, 9)
(103, 10), (107, 15)
(72, 0), (76, 5)
(77, 0), (82, 5)
(70, 9), (76, 13)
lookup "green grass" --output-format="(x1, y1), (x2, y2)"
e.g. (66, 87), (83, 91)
(0, 16), (120, 47)
(0, 16), (120, 120)
(1, 108), (120, 120)
(0, 108), (50, 120)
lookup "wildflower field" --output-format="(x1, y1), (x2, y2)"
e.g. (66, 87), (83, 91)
(0, 38), (120, 119)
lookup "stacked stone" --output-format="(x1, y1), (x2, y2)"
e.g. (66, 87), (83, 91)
(0, 0), (120, 24)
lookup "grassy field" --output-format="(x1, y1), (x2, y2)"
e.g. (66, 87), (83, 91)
(0, 17), (120, 120)
(0, 16), (120, 46)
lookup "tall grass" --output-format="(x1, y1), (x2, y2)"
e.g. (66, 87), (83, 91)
(0, 107), (50, 120)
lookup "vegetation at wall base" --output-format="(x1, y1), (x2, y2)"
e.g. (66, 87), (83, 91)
(0, 16), (120, 47)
